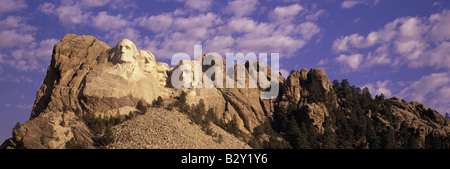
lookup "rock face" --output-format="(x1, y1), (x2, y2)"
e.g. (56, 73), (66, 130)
(2, 34), (449, 149)
(2, 34), (171, 149)
(1, 34), (264, 149)
(31, 34), (110, 119)
(4, 35), (104, 149)
(385, 98), (450, 148)
(280, 68), (336, 133)
(218, 61), (280, 134)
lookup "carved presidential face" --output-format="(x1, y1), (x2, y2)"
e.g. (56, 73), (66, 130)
(156, 62), (169, 86)
(179, 61), (192, 87)
(139, 51), (156, 73)
(116, 39), (137, 64)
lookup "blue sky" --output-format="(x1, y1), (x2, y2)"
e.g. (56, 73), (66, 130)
(1, 0), (450, 142)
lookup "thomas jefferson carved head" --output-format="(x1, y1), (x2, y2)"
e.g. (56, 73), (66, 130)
(138, 51), (156, 73)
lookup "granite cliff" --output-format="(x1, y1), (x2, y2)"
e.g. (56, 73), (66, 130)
(1, 34), (449, 149)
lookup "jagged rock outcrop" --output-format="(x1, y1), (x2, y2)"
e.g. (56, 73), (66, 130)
(2, 34), (449, 149)
(3, 35), (104, 149)
(383, 97), (450, 148)
(2, 35), (172, 149)
(169, 56), (281, 135)
(217, 60), (283, 134)
(2, 34), (269, 149)
(31, 34), (110, 119)
(280, 68), (336, 133)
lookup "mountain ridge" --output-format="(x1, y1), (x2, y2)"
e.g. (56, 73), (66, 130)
(1, 34), (449, 149)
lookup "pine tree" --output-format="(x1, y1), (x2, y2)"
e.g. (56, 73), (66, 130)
(205, 108), (217, 125)
(366, 120), (380, 149)
(157, 96), (164, 107)
(101, 124), (115, 146)
(191, 100), (205, 125)
(340, 79), (350, 96)
(153, 96), (164, 107)
(227, 115), (242, 138)
(382, 128), (396, 149)
(407, 135), (419, 149)
(285, 117), (310, 149)
(274, 105), (289, 133)
(177, 91), (190, 113)
(322, 127), (337, 149)
(127, 111), (135, 120)
(180, 91), (187, 105)
(136, 100), (147, 114)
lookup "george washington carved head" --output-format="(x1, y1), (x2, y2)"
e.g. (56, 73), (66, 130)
(113, 39), (139, 64)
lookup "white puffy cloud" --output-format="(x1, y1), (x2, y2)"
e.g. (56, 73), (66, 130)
(332, 10), (450, 71)
(225, 0), (259, 17)
(279, 69), (290, 79)
(91, 11), (129, 31)
(425, 41), (450, 69)
(341, 0), (361, 9)
(0, 74), (33, 84)
(38, 0), (133, 27)
(305, 9), (327, 21)
(134, 3), (321, 60)
(0, 2), (51, 72)
(297, 22), (320, 41)
(0, 16), (37, 31)
(136, 13), (174, 33)
(429, 11), (450, 43)
(35, 0), (322, 61)
(269, 4), (304, 22)
(53, 4), (90, 26)
(335, 53), (363, 70)
(204, 35), (234, 54)
(399, 72), (450, 103)
(0, 15), (37, 50)
(38, 2), (56, 15)
(3, 38), (59, 72)
(341, 0), (379, 9)
(236, 35), (305, 54)
(363, 80), (392, 97)
(332, 32), (379, 53)
(135, 12), (221, 58)
(224, 17), (257, 34)
(0, 2), (61, 73)
(0, 30), (34, 49)
(0, 0), (27, 15)
(184, 0), (212, 12)
(429, 86), (450, 114)
(104, 28), (142, 48)
(364, 44), (392, 67)
(80, 0), (111, 8)
(35, 39), (59, 60)
(172, 13), (219, 30)
(397, 72), (450, 114)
